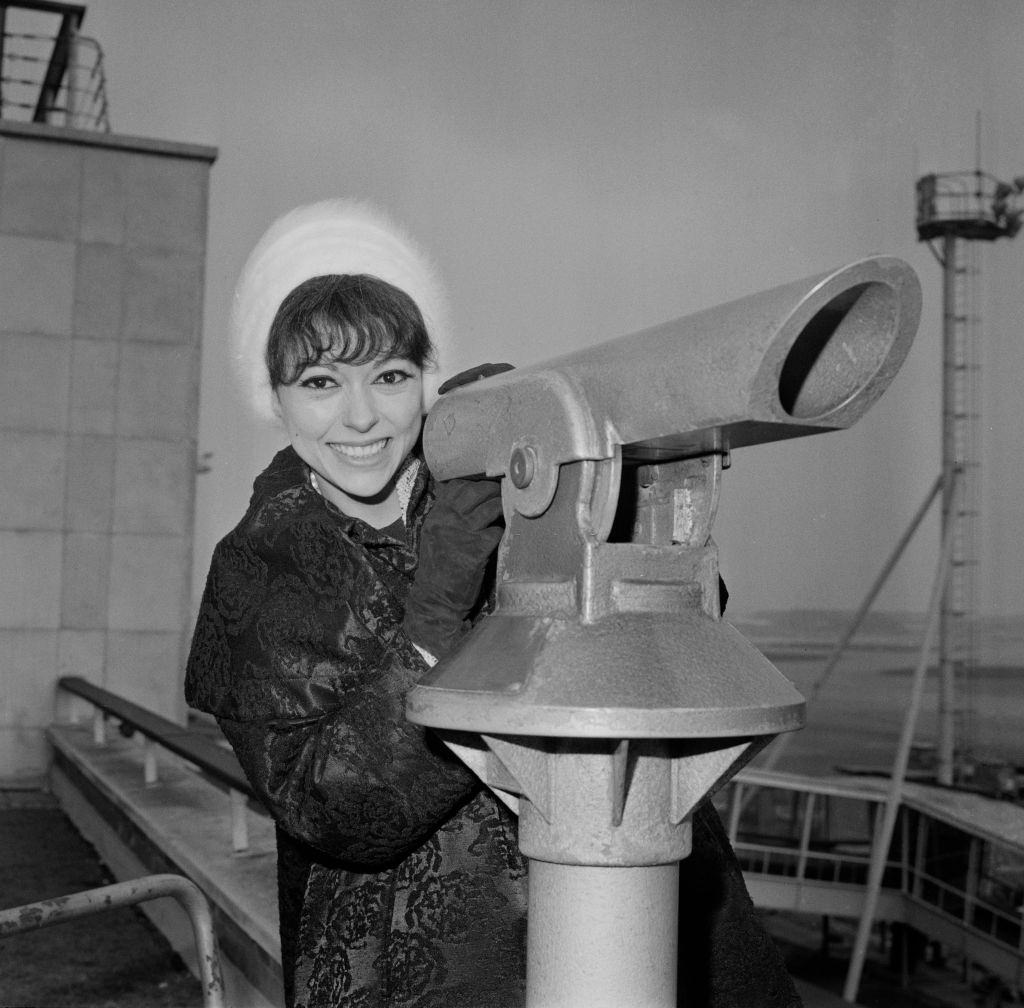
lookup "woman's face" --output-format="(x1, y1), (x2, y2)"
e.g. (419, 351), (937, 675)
(275, 355), (424, 524)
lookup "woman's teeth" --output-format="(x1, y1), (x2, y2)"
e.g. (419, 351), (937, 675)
(331, 439), (388, 459)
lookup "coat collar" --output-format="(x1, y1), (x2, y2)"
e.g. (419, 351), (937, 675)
(250, 446), (432, 544)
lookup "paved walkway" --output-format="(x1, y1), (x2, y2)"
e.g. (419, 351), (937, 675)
(0, 789), (202, 1008)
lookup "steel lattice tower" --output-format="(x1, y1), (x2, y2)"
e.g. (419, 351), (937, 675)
(915, 166), (1021, 785)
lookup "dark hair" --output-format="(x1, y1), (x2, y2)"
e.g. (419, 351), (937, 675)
(266, 274), (435, 388)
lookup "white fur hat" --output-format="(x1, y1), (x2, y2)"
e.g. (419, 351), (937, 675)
(230, 199), (451, 423)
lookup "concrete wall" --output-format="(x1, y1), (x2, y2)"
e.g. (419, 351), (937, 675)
(0, 122), (216, 783)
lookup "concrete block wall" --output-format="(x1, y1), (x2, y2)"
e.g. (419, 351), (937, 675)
(0, 122), (217, 783)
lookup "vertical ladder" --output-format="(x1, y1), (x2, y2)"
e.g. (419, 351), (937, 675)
(938, 235), (980, 781)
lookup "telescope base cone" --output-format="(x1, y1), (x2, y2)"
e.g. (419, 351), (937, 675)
(407, 608), (805, 740)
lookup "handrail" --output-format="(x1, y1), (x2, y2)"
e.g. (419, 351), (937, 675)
(56, 676), (262, 852)
(0, 873), (226, 1008)
(59, 676), (254, 796)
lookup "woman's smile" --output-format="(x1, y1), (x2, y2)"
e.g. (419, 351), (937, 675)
(329, 437), (391, 462)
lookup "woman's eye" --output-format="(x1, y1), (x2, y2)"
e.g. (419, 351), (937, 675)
(375, 369), (412, 386)
(298, 374), (336, 390)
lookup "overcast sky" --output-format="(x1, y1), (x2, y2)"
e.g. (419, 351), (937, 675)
(77, 0), (1024, 619)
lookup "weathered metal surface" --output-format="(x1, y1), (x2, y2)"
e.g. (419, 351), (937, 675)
(526, 862), (679, 1008)
(0, 873), (226, 1008)
(408, 607), (803, 738)
(409, 457), (803, 741)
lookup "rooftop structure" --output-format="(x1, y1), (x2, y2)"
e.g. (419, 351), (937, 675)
(0, 1), (109, 131)
(916, 170), (1024, 244)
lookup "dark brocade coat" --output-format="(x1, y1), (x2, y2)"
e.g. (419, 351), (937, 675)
(185, 446), (802, 1008)
(185, 447), (527, 1007)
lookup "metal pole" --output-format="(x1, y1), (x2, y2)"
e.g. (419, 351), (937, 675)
(65, 26), (79, 127)
(0, 874), (226, 1008)
(526, 861), (679, 1008)
(762, 473), (943, 773)
(842, 508), (956, 1002)
(92, 708), (106, 745)
(0, 7), (7, 116)
(230, 788), (249, 852)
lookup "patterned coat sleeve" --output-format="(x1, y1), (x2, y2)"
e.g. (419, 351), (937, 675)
(185, 500), (479, 868)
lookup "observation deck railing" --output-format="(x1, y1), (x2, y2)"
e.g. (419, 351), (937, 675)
(50, 679), (1024, 994)
(56, 676), (265, 853)
(721, 768), (1024, 985)
(0, 1), (110, 131)
(0, 873), (227, 1008)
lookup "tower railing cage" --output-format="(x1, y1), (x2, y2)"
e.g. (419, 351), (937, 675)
(0, 1), (109, 132)
(916, 170), (1024, 243)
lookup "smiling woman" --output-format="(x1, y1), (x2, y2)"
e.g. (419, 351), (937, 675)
(184, 200), (525, 1008)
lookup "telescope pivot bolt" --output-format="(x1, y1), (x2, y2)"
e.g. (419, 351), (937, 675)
(510, 445), (537, 489)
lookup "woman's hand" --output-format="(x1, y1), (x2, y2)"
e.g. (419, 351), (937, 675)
(404, 362), (514, 660)
(403, 476), (504, 660)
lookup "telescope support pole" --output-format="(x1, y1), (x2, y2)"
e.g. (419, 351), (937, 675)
(526, 860), (679, 1008)
(842, 511), (956, 1003)
(762, 472), (943, 774)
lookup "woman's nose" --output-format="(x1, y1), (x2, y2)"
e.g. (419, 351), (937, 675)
(340, 387), (378, 432)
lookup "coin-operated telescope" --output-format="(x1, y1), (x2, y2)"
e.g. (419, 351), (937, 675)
(408, 257), (921, 1007)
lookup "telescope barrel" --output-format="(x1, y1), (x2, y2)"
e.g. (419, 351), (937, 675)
(425, 257), (920, 491)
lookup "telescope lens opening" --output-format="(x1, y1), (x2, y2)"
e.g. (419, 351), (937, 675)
(778, 281), (897, 419)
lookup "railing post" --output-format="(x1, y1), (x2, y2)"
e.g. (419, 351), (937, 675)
(143, 737), (159, 785)
(913, 814), (927, 899)
(65, 26), (79, 127)
(796, 791), (815, 882)
(964, 835), (980, 928)
(229, 789), (249, 853)
(900, 808), (909, 894)
(92, 708), (106, 745)
(0, 7), (7, 113)
(54, 683), (80, 725)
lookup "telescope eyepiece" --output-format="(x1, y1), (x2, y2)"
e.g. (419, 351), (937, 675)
(778, 280), (901, 420)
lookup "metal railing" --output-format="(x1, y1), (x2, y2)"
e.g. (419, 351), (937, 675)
(56, 676), (264, 853)
(0, 2), (110, 130)
(735, 840), (882, 890)
(916, 169), (1023, 242)
(0, 873), (226, 1008)
(913, 870), (1024, 955)
(723, 771), (1024, 972)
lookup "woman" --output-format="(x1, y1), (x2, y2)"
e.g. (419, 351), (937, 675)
(186, 200), (526, 1007)
(186, 199), (801, 1008)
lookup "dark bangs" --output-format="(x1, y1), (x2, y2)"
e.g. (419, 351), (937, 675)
(266, 274), (434, 388)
